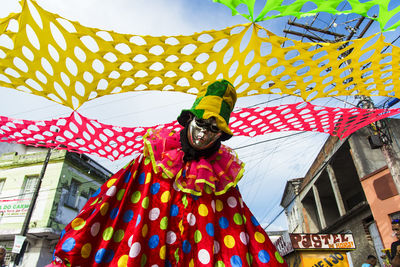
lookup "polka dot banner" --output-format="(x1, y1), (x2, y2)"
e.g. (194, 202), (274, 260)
(0, 103), (399, 160)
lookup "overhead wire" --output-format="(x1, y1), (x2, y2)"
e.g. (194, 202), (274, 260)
(262, 27), (400, 232)
(0, 175), (100, 201)
(256, 4), (370, 228)
(254, 132), (327, 225)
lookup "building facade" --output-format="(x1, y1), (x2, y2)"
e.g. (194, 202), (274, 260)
(281, 118), (400, 267)
(0, 143), (112, 266)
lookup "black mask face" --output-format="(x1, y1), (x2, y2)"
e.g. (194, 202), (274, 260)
(180, 123), (221, 162)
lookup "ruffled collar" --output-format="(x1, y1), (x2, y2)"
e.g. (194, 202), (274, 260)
(143, 128), (245, 196)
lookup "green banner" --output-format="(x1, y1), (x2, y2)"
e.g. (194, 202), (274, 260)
(213, 0), (400, 32)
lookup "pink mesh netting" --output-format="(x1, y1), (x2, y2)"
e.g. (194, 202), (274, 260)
(1, 103), (398, 160)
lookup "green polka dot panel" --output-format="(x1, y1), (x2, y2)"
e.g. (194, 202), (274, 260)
(233, 213), (243, 225)
(142, 197), (149, 209)
(141, 253), (147, 267)
(103, 227), (114, 241)
(246, 252), (253, 265)
(160, 216), (168, 230)
(131, 191), (141, 203)
(90, 198), (98, 206)
(113, 229), (125, 242)
(117, 189), (125, 201)
(194, 230), (202, 243)
(275, 251), (284, 263)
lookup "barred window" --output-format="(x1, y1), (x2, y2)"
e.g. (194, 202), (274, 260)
(20, 175), (39, 199)
(65, 179), (80, 208)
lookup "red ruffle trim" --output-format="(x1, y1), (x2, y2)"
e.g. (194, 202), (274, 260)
(143, 128), (245, 195)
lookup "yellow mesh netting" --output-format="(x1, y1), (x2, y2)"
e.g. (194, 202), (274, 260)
(0, 0), (398, 110)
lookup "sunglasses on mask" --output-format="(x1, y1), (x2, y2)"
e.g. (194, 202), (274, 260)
(194, 117), (221, 133)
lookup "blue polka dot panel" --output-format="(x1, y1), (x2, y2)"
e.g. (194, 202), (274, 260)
(52, 129), (287, 266)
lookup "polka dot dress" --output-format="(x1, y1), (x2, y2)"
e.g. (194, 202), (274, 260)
(54, 148), (287, 266)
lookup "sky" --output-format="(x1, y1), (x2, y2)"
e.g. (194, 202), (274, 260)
(1, 0), (399, 231)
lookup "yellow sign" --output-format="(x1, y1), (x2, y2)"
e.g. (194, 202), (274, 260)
(301, 251), (349, 267)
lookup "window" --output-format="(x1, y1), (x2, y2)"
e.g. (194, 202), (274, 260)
(20, 175), (39, 199)
(373, 174), (397, 200)
(390, 211), (400, 221)
(65, 179), (80, 208)
(0, 179), (6, 195)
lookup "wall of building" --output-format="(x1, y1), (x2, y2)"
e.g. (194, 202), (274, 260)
(0, 149), (66, 235)
(298, 140), (369, 231)
(300, 136), (342, 190)
(349, 119), (400, 179)
(361, 166), (400, 249)
(281, 180), (305, 233)
(302, 190), (320, 232)
(19, 238), (53, 267)
(315, 171), (340, 222)
(0, 144), (27, 155)
(51, 159), (103, 230)
(281, 119), (400, 267)
(0, 144), (112, 266)
(348, 128), (388, 179)
(324, 207), (376, 266)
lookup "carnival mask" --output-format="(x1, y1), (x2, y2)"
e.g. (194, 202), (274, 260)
(187, 117), (222, 150)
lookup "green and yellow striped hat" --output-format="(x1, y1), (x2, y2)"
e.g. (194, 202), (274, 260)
(177, 80), (237, 141)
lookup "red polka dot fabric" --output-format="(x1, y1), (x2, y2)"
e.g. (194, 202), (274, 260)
(52, 131), (288, 266)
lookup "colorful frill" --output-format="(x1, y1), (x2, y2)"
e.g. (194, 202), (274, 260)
(143, 128), (245, 196)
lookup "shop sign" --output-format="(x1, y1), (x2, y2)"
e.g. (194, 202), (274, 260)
(0, 199), (31, 217)
(290, 234), (355, 250)
(274, 232), (294, 256)
(12, 235), (26, 253)
(301, 251), (349, 267)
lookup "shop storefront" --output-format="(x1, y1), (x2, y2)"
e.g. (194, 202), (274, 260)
(274, 233), (356, 267)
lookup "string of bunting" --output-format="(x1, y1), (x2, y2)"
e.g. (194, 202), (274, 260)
(1, 103), (398, 161)
(213, 0), (400, 31)
(0, 0), (400, 160)
(0, 0), (398, 109)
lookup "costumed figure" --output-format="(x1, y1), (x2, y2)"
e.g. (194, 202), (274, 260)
(51, 80), (288, 266)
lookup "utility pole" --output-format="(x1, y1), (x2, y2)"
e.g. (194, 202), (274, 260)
(364, 100), (400, 194)
(284, 19), (346, 42)
(14, 147), (52, 266)
(382, 142), (400, 193)
(284, 15), (400, 194)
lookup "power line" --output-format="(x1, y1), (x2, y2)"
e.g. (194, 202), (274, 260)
(0, 172), (102, 201)
(233, 132), (304, 150)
